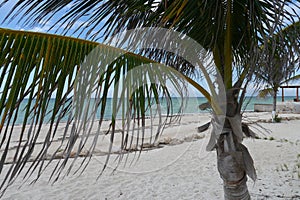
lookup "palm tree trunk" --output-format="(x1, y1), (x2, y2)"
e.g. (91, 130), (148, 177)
(272, 90), (277, 122)
(215, 90), (253, 200)
(223, 177), (250, 200)
(217, 132), (251, 200)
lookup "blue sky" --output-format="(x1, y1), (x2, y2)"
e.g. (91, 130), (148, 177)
(0, 0), (103, 40)
(0, 1), (299, 97)
(0, 0), (56, 33)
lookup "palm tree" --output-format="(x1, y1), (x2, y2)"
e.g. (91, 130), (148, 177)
(257, 74), (300, 121)
(256, 22), (300, 121)
(1, 1), (300, 199)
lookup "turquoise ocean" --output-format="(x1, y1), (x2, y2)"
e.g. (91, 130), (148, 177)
(8, 96), (297, 125)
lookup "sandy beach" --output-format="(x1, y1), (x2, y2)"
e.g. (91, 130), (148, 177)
(1, 112), (300, 200)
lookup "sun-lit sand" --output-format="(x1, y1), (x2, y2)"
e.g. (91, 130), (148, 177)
(1, 112), (300, 200)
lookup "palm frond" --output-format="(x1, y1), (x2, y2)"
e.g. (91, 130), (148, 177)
(281, 74), (300, 84)
(258, 88), (273, 98)
(0, 28), (220, 194)
(0, 28), (184, 193)
(2, 1), (298, 66)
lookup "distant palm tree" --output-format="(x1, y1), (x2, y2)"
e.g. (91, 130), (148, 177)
(256, 22), (300, 121)
(1, 1), (300, 199)
(258, 74), (300, 120)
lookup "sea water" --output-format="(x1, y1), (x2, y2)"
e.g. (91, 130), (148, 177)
(2, 96), (296, 125)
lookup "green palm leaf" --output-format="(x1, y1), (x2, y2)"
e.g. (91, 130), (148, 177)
(0, 28), (215, 193)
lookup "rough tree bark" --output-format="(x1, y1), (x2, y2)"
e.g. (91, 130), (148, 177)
(212, 89), (256, 200)
(217, 127), (251, 200)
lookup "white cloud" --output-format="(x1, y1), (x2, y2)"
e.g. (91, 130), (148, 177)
(28, 19), (54, 33)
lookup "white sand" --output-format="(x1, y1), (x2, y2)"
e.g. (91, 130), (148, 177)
(1, 112), (300, 200)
